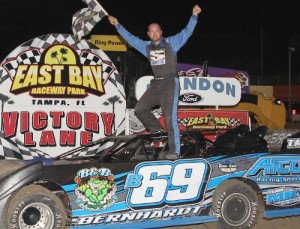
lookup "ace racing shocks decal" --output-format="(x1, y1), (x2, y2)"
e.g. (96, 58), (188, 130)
(0, 34), (126, 158)
(244, 156), (300, 184)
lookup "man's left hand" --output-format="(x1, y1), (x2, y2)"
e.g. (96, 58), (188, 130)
(193, 5), (201, 16)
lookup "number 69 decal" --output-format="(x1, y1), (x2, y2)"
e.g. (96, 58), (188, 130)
(125, 159), (211, 209)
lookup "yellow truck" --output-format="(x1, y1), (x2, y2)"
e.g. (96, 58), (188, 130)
(222, 91), (286, 130)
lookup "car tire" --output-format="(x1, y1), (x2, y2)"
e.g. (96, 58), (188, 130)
(212, 179), (262, 229)
(4, 184), (67, 229)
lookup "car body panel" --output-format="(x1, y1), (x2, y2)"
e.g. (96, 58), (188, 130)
(2, 151), (299, 228)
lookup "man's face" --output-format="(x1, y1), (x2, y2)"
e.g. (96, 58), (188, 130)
(147, 23), (162, 43)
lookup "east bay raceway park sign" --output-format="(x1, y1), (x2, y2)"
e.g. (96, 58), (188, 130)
(0, 33), (241, 159)
(0, 34), (126, 158)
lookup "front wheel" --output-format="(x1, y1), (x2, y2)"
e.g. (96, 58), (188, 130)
(4, 184), (67, 229)
(212, 179), (262, 229)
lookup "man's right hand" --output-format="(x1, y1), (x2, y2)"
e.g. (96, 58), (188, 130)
(108, 16), (119, 27)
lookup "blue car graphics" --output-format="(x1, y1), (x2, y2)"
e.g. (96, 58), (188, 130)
(63, 153), (300, 228)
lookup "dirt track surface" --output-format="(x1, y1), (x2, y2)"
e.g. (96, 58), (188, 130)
(165, 215), (300, 228)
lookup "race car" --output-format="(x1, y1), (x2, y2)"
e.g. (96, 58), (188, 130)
(1, 126), (300, 229)
(1, 0), (299, 228)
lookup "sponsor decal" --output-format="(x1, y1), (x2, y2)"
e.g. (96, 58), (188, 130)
(70, 160), (212, 226)
(177, 63), (250, 93)
(244, 157), (300, 183)
(72, 205), (205, 226)
(264, 130), (299, 151)
(181, 77), (237, 97)
(179, 76), (241, 106)
(178, 113), (241, 130)
(286, 138), (300, 149)
(179, 93), (203, 104)
(178, 67), (202, 77)
(135, 76), (241, 106)
(124, 159), (210, 209)
(127, 109), (249, 140)
(266, 188), (300, 206)
(91, 35), (127, 52)
(74, 168), (118, 211)
(218, 160), (238, 173)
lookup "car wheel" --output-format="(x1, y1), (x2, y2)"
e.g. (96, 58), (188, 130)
(212, 179), (261, 229)
(5, 184), (67, 229)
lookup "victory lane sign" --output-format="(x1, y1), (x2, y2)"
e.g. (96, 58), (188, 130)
(0, 34), (126, 157)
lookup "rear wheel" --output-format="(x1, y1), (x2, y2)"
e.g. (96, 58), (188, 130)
(4, 184), (67, 229)
(212, 179), (262, 229)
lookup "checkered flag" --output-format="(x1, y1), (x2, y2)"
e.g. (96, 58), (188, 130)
(80, 51), (101, 65)
(0, 67), (10, 85)
(80, 51), (114, 82)
(228, 117), (241, 126)
(178, 118), (189, 127)
(2, 49), (41, 78)
(17, 49), (41, 64)
(72, 0), (108, 41)
(0, 132), (50, 160)
(2, 59), (19, 78)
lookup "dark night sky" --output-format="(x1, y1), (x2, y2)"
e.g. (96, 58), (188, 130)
(1, 0), (300, 84)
